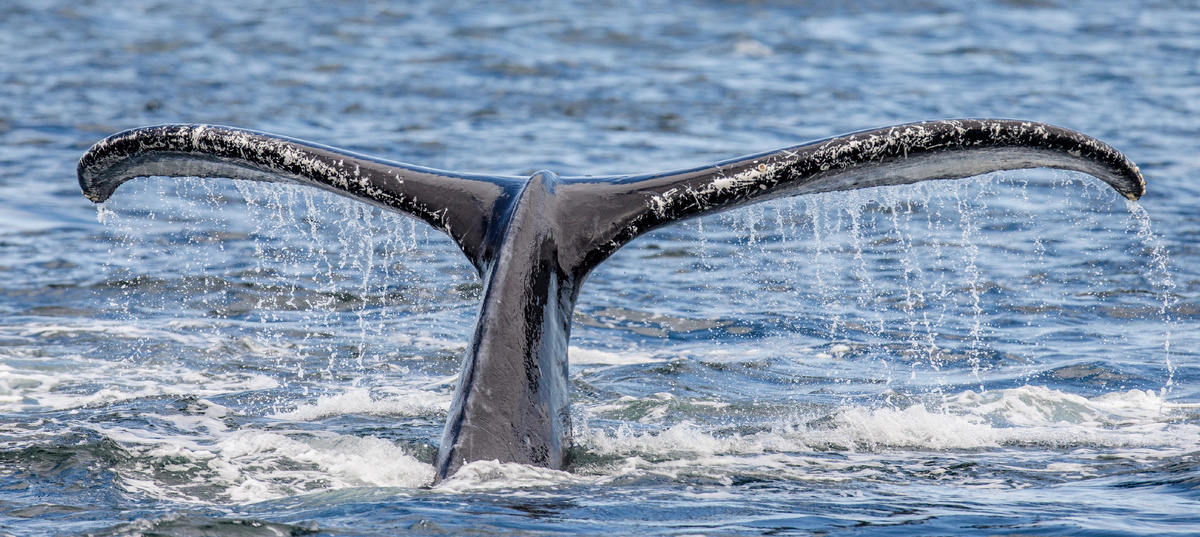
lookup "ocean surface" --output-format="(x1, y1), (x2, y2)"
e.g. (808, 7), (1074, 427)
(2, 1), (1199, 535)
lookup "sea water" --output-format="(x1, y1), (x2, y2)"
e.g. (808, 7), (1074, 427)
(1, 0), (1198, 535)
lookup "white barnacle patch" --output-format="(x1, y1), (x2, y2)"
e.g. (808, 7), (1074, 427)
(949, 120), (968, 137)
(191, 125), (207, 151)
(648, 188), (680, 217)
(714, 165), (768, 193)
(707, 176), (739, 193)
(647, 161), (783, 217)
(988, 121), (1004, 138)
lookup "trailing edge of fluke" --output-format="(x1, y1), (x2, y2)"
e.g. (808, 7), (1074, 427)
(78, 119), (1145, 481)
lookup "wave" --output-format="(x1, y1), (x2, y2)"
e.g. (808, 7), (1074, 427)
(48, 384), (1194, 504)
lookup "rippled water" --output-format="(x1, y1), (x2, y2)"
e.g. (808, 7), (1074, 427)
(2, 1), (1199, 535)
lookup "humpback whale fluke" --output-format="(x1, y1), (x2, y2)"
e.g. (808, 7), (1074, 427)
(78, 119), (1145, 481)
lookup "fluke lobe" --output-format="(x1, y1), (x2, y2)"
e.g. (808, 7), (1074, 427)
(78, 119), (1145, 481)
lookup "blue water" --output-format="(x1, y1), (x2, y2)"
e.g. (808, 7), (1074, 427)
(2, 1), (1199, 535)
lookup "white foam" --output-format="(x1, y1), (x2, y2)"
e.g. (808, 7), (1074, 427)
(562, 385), (1200, 492)
(81, 385), (1200, 505)
(587, 392), (729, 424)
(0, 318), (363, 415)
(569, 346), (663, 366)
(582, 421), (762, 457)
(0, 358), (278, 413)
(579, 385), (1200, 457)
(6, 319), (214, 344)
(217, 432), (433, 491)
(948, 385), (1182, 428)
(109, 412), (435, 504)
(273, 387), (449, 420)
(819, 404), (1000, 450)
(434, 460), (581, 492)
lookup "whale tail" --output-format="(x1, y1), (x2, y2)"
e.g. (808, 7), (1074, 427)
(78, 119), (1144, 481)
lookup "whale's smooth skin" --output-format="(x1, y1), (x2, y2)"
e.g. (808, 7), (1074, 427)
(77, 119), (1145, 481)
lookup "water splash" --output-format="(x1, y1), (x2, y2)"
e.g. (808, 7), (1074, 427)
(82, 171), (1187, 509)
(1127, 201), (1179, 400)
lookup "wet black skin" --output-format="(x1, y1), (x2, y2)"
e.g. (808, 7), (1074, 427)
(77, 119), (1145, 481)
